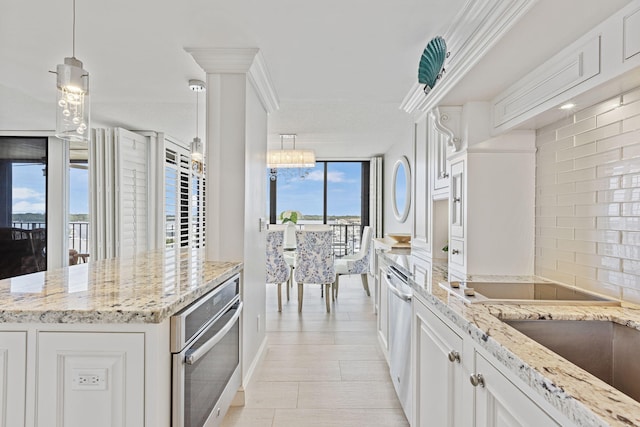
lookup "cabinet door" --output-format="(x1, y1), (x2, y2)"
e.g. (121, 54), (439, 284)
(414, 298), (464, 427)
(378, 267), (390, 358)
(412, 119), (430, 252)
(450, 160), (464, 239)
(473, 352), (560, 427)
(0, 332), (26, 427)
(431, 115), (449, 192)
(37, 332), (144, 427)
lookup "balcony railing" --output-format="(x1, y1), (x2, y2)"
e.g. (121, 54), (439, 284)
(12, 221), (90, 256)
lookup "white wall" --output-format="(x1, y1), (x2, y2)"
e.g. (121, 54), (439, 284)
(243, 80), (267, 379)
(204, 72), (268, 383)
(535, 86), (640, 303)
(382, 124), (414, 234)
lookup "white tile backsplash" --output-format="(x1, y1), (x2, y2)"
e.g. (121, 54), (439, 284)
(536, 87), (640, 302)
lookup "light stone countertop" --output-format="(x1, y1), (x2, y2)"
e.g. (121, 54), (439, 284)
(379, 251), (640, 427)
(0, 248), (243, 324)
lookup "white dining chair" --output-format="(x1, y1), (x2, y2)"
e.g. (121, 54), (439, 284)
(266, 229), (291, 312)
(294, 230), (335, 313)
(333, 226), (372, 299)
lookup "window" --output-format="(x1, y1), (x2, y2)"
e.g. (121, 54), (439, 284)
(69, 140), (89, 265)
(0, 137), (47, 279)
(267, 161), (369, 256)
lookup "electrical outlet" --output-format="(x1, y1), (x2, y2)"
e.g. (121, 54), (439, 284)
(72, 368), (107, 391)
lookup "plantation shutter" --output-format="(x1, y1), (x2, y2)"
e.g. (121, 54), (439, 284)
(115, 128), (149, 257)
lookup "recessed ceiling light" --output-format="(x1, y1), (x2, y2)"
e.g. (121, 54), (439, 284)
(559, 103), (576, 110)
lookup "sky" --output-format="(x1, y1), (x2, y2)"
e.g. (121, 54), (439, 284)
(12, 163), (89, 215)
(273, 162), (362, 218)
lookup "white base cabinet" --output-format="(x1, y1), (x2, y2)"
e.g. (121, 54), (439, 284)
(413, 297), (466, 427)
(378, 264), (390, 361)
(37, 332), (144, 427)
(473, 351), (560, 427)
(413, 295), (568, 427)
(0, 323), (170, 427)
(0, 332), (26, 427)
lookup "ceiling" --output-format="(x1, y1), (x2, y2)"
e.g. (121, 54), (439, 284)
(0, 0), (633, 158)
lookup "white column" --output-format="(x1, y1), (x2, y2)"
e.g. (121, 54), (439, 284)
(187, 47), (279, 388)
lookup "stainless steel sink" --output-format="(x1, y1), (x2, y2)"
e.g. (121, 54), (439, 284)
(506, 319), (640, 403)
(439, 281), (620, 306)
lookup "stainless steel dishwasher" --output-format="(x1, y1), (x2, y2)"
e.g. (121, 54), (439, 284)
(386, 265), (412, 421)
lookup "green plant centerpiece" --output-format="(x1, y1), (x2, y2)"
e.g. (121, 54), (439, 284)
(280, 210), (301, 224)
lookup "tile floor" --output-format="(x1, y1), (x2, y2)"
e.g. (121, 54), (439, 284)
(222, 275), (409, 427)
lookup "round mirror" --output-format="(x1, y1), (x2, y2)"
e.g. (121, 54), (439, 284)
(392, 156), (411, 222)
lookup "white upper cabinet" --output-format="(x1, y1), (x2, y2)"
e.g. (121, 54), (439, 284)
(429, 107), (461, 197)
(412, 118), (431, 259)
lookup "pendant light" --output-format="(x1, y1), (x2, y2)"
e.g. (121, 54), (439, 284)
(52, 0), (90, 142)
(267, 134), (316, 168)
(189, 79), (206, 174)
(267, 134), (316, 182)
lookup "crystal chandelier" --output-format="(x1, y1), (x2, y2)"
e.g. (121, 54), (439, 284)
(52, 0), (90, 142)
(267, 134), (316, 181)
(267, 134), (315, 168)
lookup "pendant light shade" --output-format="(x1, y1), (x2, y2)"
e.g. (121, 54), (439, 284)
(267, 134), (316, 168)
(53, 0), (90, 142)
(189, 79), (206, 174)
(55, 57), (89, 141)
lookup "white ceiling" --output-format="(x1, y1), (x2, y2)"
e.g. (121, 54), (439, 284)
(0, 0), (633, 158)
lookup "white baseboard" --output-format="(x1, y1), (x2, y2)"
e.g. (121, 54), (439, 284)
(231, 334), (268, 406)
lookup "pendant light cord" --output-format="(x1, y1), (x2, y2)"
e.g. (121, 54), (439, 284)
(72, 0), (76, 57)
(195, 91), (199, 139)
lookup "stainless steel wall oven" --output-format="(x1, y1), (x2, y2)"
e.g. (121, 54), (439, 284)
(171, 273), (242, 427)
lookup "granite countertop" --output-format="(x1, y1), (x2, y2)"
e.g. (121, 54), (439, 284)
(0, 248), (243, 324)
(379, 251), (640, 427)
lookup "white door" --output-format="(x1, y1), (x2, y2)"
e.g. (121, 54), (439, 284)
(473, 352), (560, 427)
(0, 332), (26, 427)
(414, 299), (464, 427)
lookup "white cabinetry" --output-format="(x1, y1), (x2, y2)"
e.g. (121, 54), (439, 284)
(0, 332), (26, 427)
(37, 332), (145, 427)
(413, 295), (566, 427)
(377, 264), (390, 360)
(473, 351), (560, 427)
(412, 118), (430, 259)
(447, 133), (536, 280)
(413, 297), (465, 427)
(429, 107), (461, 197)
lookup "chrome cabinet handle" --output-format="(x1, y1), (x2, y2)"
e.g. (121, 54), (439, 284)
(470, 373), (485, 388)
(451, 249), (459, 255)
(453, 197), (461, 203)
(447, 350), (460, 363)
(440, 172), (449, 178)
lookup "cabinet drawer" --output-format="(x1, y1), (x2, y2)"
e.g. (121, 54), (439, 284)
(449, 239), (464, 269)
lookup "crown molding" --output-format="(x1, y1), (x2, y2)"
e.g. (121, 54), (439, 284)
(400, 0), (537, 118)
(186, 47), (280, 114)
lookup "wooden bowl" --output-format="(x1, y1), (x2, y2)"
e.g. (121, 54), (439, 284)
(387, 233), (411, 244)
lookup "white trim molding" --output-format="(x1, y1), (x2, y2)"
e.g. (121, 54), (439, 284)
(186, 47), (280, 114)
(400, 0), (537, 119)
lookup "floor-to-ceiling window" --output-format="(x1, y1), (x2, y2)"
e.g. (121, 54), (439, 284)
(267, 160), (369, 255)
(69, 140), (89, 264)
(0, 137), (47, 279)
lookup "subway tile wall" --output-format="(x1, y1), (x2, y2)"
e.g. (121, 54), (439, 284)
(535, 87), (640, 303)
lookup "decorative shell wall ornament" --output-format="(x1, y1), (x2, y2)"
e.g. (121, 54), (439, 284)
(418, 36), (449, 95)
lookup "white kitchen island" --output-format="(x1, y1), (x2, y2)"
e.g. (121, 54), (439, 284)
(0, 247), (243, 427)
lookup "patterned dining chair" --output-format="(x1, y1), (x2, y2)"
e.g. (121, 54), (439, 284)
(294, 230), (335, 313)
(333, 226), (372, 299)
(266, 229), (291, 312)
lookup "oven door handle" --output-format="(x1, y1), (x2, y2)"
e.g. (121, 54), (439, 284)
(185, 301), (243, 365)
